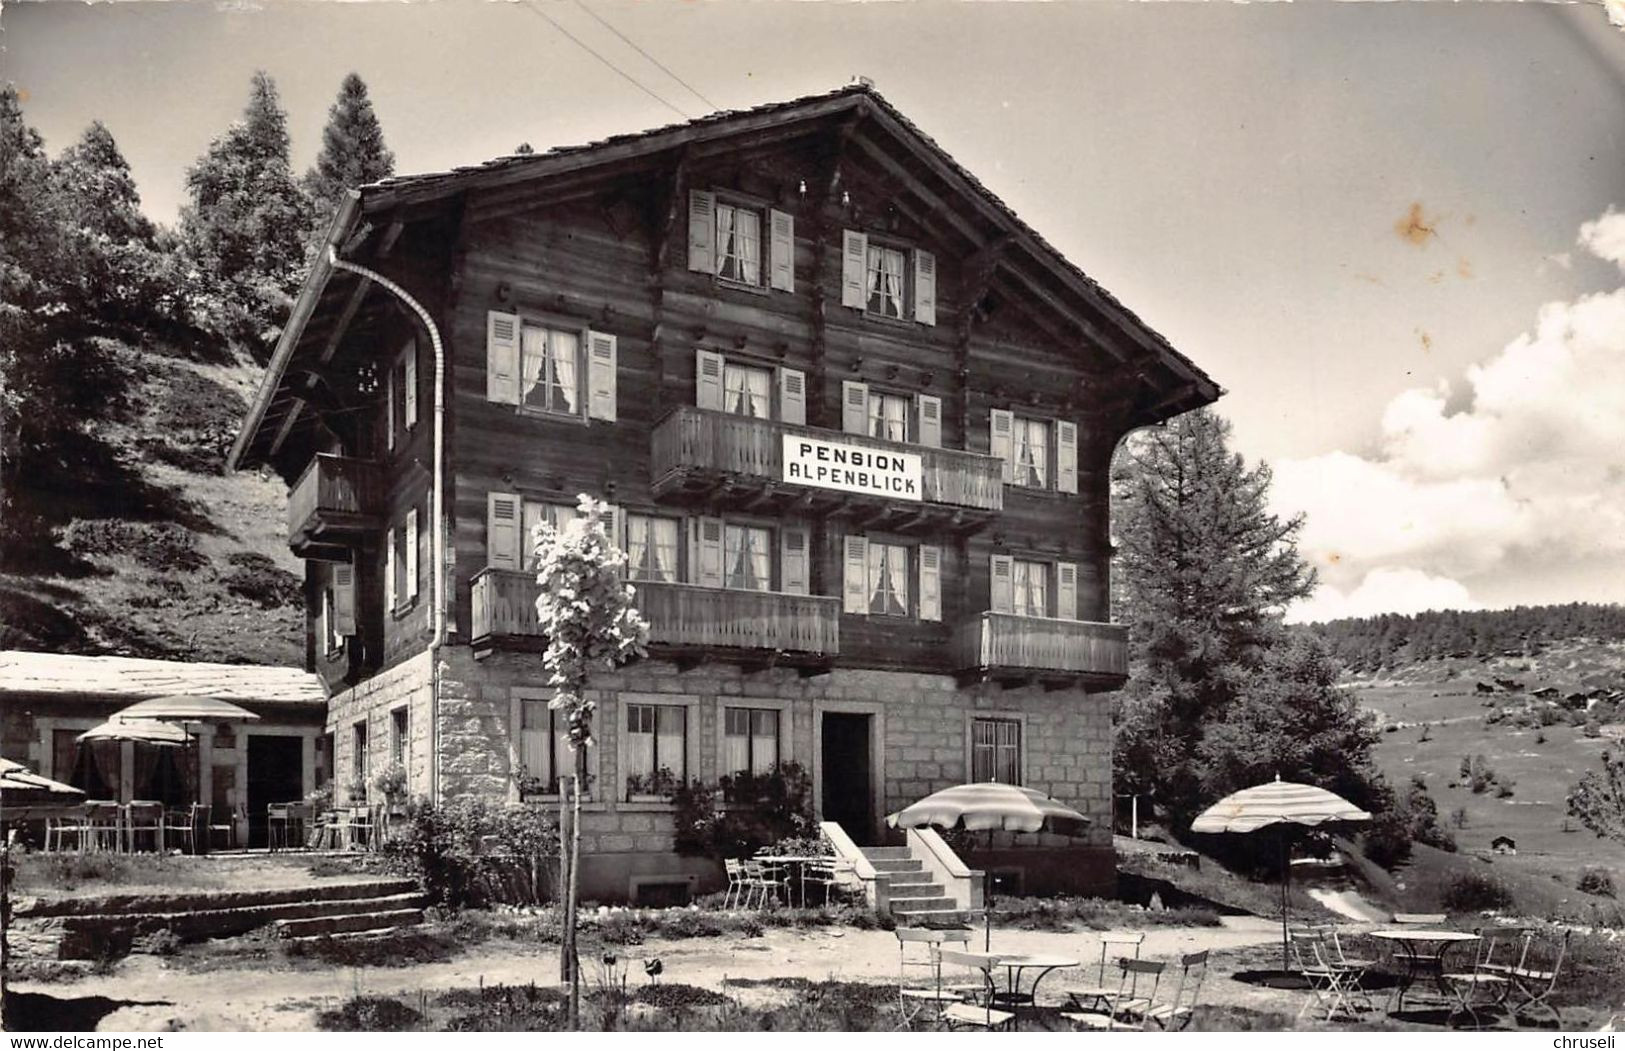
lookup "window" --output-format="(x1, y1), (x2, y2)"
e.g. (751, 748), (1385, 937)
(867, 542), (910, 616)
(865, 243), (908, 319)
(971, 718), (1021, 785)
(723, 707), (780, 779)
(1012, 417), (1050, 489)
(626, 514), (680, 583)
(520, 323), (581, 416)
(624, 703), (687, 799)
(715, 202), (762, 285)
(518, 697), (571, 794)
(724, 524), (772, 592)
(353, 722), (370, 787)
(385, 342), (417, 452)
(523, 501), (579, 570)
(322, 585), (341, 655)
(390, 519), (412, 611)
(391, 707), (408, 768)
(867, 390), (910, 443)
(723, 362), (772, 418)
(1012, 560), (1049, 618)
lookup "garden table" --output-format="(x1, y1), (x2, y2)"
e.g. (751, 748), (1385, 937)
(991, 952), (1079, 1030)
(1369, 929), (1479, 1014)
(753, 854), (827, 907)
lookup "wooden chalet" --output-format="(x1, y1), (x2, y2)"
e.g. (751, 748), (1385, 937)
(231, 84), (1219, 902)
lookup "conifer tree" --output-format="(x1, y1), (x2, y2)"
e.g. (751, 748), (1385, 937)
(304, 73), (395, 227)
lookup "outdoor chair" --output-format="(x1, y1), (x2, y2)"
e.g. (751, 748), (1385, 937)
(1387, 913), (1452, 986)
(84, 801), (123, 853)
(207, 804), (239, 850)
(125, 801), (164, 853)
(895, 928), (971, 1028)
(45, 805), (91, 853)
(936, 949), (1014, 1030)
(267, 804), (291, 851)
(1503, 927), (1569, 1028)
(1313, 923), (1377, 974)
(741, 857), (784, 909)
(284, 802), (313, 850)
(1061, 957), (1161, 1030)
(1066, 932), (1146, 1015)
(343, 805), (373, 850)
(161, 804), (200, 854)
(801, 856), (856, 906)
(1144, 950), (1209, 1031)
(722, 859), (748, 909)
(1443, 927), (1521, 1028)
(1290, 928), (1370, 1022)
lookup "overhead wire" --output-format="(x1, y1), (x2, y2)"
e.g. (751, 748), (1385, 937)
(569, 0), (719, 113)
(522, 1), (692, 121)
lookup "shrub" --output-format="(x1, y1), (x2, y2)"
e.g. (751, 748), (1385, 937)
(61, 519), (206, 572)
(672, 762), (816, 858)
(380, 798), (559, 910)
(1495, 781), (1515, 799)
(317, 996), (424, 1032)
(221, 551), (301, 608)
(1450, 806), (1469, 829)
(1577, 867), (1617, 898)
(1441, 870), (1513, 912)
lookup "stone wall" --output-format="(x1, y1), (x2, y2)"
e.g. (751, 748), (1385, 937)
(327, 648), (436, 804)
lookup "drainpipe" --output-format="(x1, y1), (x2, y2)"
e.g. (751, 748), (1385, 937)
(326, 246), (448, 805)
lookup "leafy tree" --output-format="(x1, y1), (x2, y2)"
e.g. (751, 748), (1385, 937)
(1568, 751), (1625, 844)
(532, 495), (648, 1027)
(304, 73), (395, 228)
(178, 71), (313, 356)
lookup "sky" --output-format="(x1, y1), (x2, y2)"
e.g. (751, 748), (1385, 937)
(4, 0), (1624, 622)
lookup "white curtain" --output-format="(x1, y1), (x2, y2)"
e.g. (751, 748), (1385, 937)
(716, 206), (735, 277)
(551, 329), (579, 413)
(724, 709), (751, 778)
(626, 517), (649, 581)
(520, 325), (549, 409)
(726, 525), (770, 591)
(869, 393), (907, 442)
(649, 517), (678, 581)
(1016, 418), (1048, 487)
(725, 364), (770, 418)
(656, 705), (686, 780)
(868, 543), (908, 615)
(882, 249), (904, 317)
(1014, 561), (1048, 617)
(751, 709), (778, 775)
(737, 209), (761, 285)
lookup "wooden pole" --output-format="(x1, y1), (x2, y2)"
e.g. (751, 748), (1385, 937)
(558, 775), (575, 985)
(566, 745), (587, 1029)
(1, 830), (11, 1032)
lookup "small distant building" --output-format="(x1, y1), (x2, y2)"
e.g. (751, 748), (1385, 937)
(1491, 835), (1517, 855)
(1531, 686), (1558, 699)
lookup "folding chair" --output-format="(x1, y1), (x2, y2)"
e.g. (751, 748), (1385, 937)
(722, 859), (747, 909)
(800, 857), (856, 906)
(46, 805), (90, 853)
(1145, 950), (1209, 1031)
(267, 804), (291, 851)
(896, 928), (970, 1028)
(125, 801), (164, 853)
(1504, 928), (1569, 1028)
(1443, 927), (1518, 1028)
(1291, 929), (1368, 1022)
(742, 857), (784, 909)
(161, 804), (198, 853)
(208, 804), (238, 850)
(82, 801), (123, 853)
(1062, 957), (1160, 1030)
(937, 950), (1014, 1030)
(1315, 923), (1377, 972)
(1065, 931), (1146, 1014)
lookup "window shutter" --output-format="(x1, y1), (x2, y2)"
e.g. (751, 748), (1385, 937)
(333, 564), (356, 636)
(695, 349), (725, 411)
(687, 190), (715, 273)
(915, 394), (942, 448)
(694, 516), (724, 588)
(1056, 562), (1078, 621)
(385, 364), (396, 451)
(769, 208), (794, 292)
(990, 409), (1014, 483)
(587, 330), (617, 421)
(385, 528), (397, 612)
(486, 311), (521, 405)
(842, 534), (869, 614)
(914, 250), (937, 326)
(777, 367), (806, 426)
(780, 524), (809, 596)
(1057, 420), (1078, 494)
(403, 347), (418, 430)
(990, 554), (1014, 614)
(487, 491), (521, 571)
(405, 507), (420, 600)
(918, 544), (942, 621)
(607, 503), (625, 552)
(841, 230), (867, 309)
(841, 380), (869, 435)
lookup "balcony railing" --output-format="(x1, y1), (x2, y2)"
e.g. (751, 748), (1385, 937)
(287, 454), (383, 560)
(472, 569), (841, 659)
(955, 612), (1128, 682)
(650, 407), (1003, 522)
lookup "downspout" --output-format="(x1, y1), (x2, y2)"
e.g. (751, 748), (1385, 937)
(326, 246), (448, 805)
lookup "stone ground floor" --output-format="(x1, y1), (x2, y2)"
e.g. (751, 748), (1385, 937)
(327, 644), (1116, 902)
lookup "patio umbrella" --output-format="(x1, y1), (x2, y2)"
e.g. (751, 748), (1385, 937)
(1190, 776), (1371, 974)
(0, 757), (85, 807)
(77, 718), (190, 746)
(887, 783), (1092, 948)
(113, 696), (261, 723)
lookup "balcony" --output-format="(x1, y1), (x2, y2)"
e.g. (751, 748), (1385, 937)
(954, 612), (1128, 690)
(471, 569), (841, 669)
(650, 407), (1003, 535)
(287, 454), (383, 561)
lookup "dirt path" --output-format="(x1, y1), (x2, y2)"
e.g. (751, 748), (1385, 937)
(13, 916), (1289, 1031)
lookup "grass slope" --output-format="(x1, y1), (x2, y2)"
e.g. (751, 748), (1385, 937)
(1, 336), (302, 665)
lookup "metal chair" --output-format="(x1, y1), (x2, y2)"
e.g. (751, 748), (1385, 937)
(722, 859), (748, 909)
(1505, 928), (1569, 1028)
(895, 928), (971, 1028)
(125, 801), (165, 853)
(267, 804), (291, 851)
(208, 804), (239, 850)
(1062, 957), (1160, 1030)
(343, 805), (373, 850)
(1144, 950), (1209, 1031)
(800, 856), (856, 906)
(45, 805), (91, 853)
(1443, 927), (1518, 1028)
(83, 801), (123, 853)
(937, 949), (1014, 1030)
(741, 857), (784, 908)
(161, 803), (202, 853)
(1066, 932), (1146, 1014)
(1291, 928), (1369, 1021)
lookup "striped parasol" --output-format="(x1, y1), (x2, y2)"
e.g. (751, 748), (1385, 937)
(1191, 776), (1371, 973)
(886, 782), (1092, 837)
(78, 718), (191, 746)
(113, 696), (260, 723)
(1, 757), (85, 806)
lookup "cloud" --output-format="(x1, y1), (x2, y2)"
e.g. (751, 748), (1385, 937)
(1287, 568), (1483, 624)
(1274, 207), (1625, 619)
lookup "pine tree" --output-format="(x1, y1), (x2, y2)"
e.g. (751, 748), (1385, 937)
(304, 73), (395, 228)
(179, 70), (313, 356)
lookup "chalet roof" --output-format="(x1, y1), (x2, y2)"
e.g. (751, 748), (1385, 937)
(231, 83), (1220, 471)
(0, 651), (326, 707)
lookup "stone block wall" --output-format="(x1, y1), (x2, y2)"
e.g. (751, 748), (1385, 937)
(327, 648), (436, 804)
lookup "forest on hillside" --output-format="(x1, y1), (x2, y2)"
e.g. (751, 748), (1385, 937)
(1308, 603), (1625, 672)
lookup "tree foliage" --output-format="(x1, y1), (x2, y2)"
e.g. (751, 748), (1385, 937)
(304, 73), (395, 229)
(1568, 751), (1625, 845)
(1310, 603), (1625, 672)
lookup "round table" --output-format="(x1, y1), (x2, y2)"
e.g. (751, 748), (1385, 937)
(1369, 929), (1479, 1014)
(992, 953), (1080, 1029)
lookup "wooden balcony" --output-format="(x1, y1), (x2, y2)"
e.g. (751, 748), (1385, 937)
(650, 407), (1002, 535)
(471, 569), (841, 669)
(287, 454), (383, 561)
(954, 612), (1128, 690)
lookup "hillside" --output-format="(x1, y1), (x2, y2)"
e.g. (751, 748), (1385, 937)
(0, 335), (302, 666)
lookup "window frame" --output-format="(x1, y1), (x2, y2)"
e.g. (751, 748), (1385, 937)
(522, 499), (581, 571)
(865, 539), (913, 618)
(390, 704), (409, 773)
(713, 197), (766, 290)
(624, 512), (683, 584)
(321, 583), (343, 658)
(517, 318), (588, 420)
(866, 387), (913, 443)
(966, 714), (1027, 787)
(722, 521), (776, 593)
(1011, 558), (1051, 619)
(390, 518), (413, 617)
(1010, 414), (1053, 490)
(863, 239), (912, 321)
(509, 688), (601, 803)
(714, 697), (795, 788)
(352, 720), (370, 793)
(721, 359), (775, 420)
(616, 694), (701, 806)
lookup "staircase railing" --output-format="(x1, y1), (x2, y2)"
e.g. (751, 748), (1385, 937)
(819, 820), (888, 914)
(907, 826), (984, 914)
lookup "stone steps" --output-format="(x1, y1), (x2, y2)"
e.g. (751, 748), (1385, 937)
(17, 878), (420, 919)
(276, 906), (426, 939)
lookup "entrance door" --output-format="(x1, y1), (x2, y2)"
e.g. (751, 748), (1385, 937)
(821, 713), (874, 843)
(246, 735), (305, 848)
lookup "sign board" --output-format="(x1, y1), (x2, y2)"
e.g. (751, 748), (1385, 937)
(782, 434), (923, 501)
